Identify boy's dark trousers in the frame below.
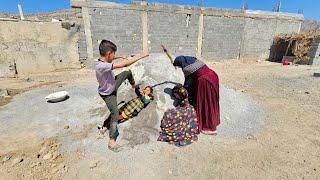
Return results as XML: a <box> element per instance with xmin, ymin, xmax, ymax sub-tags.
<box><xmin>99</xmin><ymin>70</ymin><xmax>135</xmax><ymax>140</ymax></box>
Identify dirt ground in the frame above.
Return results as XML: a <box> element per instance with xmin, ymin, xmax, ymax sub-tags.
<box><xmin>0</xmin><ymin>61</ymin><xmax>320</xmax><ymax>179</ymax></box>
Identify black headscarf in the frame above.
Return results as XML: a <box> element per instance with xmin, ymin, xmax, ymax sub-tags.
<box><xmin>173</xmin><ymin>56</ymin><xmax>197</xmax><ymax>69</ymax></box>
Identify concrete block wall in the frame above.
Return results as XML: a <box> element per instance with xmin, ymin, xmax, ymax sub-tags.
<box><xmin>202</xmin><ymin>16</ymin><xmax>245</xmax><ymax>61</ymax></box>
<box><xmin>73</xmin><ymin>1</ymin><xmax>303</xmax><ymax>65</ymax></box>
<box><xmin>89</xmin><ymin>8</ymin><xmax>143</xmax><ymax>57</ymax></box>
<box><xmin>240</xmin><ymin>18</ymin><xmax>301</xmax><ymax>61</ymax></box>
<box><xmin>148</xmin><ymin>12</ymin><xmax>199</xmax><ymax>56</ymax></box>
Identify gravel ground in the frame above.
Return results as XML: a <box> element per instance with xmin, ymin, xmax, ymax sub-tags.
<box><xmin>1</xmin><ymin>55</ymin><xmax>319</xmax><ymax>179</ymax></box>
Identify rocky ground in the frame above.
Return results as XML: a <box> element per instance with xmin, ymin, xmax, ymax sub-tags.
<box><xmin>0</xmin><ymin>56</ymin><xmax>320</xmax><ymax>179</ymax></box>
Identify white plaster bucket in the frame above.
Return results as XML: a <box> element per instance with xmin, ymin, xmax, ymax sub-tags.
<box><xmin>45</xmin><ymin>91</ymin><xmax>69</xmax><ymax>103</ymax></box>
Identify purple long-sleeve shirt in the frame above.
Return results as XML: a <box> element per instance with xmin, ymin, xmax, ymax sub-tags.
<box><xmin>95</xmin><ymin>60</ymin><xmax>116</xmax><ymax>95</ymax></box>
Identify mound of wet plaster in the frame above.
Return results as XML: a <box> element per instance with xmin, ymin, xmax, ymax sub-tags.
<box><xmin>116</xmin><ymin>54</ymin><xmax>265</xmax><ymax>146</ymax></box>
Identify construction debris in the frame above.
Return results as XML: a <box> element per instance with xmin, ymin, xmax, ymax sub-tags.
<box><xmin>271</xmin><ymin>31</ymin><xmax>320</xmax><ymax>64</ymax></box>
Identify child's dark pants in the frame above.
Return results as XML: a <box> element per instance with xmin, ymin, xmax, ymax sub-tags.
<box><xmin>100</xmin><ymin>70</ymin><xmax>135</xmax><ymax>140</ymax></box>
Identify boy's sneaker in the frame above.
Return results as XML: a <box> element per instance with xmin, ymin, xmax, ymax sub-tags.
<box><xmin>97</xmin><ymin>125</ymin><xmax>107</xmax><ymax>136</ymax></box>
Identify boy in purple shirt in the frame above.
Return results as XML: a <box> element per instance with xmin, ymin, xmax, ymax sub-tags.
<box><xmin>96</xmin><ymin>40</ymin><xmax>149</xmax><ymax>151</ymax></box>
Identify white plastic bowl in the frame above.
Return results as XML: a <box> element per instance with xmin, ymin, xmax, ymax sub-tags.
<box><xmin>45</xmin><ymin>91</ymin><xmax>69</xmax><ymax>103</ymax></box>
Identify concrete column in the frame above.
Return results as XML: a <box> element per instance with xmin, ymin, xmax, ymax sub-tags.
<box><xmin>82</xmin><ymin>7</ymin><xmax>94</xmax><ymax>68</ymax></box>
<box><xmin>197</xmin><ymin>13</ymin><xmax>204</xmax><ymax>58</ymax></box>
<box><xmin>142</xmin><ymin>9</ymin><xmax>148</xmax><ymax>52</ymax></box>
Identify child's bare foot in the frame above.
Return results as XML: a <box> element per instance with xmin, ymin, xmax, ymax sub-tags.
<box><xmin>108</xmin><ymin>139</ymin><xmax>121</xmax><ymax>152</ymax></box>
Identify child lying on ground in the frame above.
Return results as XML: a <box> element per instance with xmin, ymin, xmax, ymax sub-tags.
<box><xmin>99</xmin><ymin>86</ymin><xmax>154</xmax><ymax>131</ymax></box>
<box><xmin>118</xmin><ymin>86</ymin><xmax>154</xmax><ymax>122</ymax></box>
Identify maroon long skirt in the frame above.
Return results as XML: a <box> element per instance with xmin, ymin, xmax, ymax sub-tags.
<box><xmin>192</xmin><ymin>65</ymin><xmax>220</xmax><ymax>132</ymax></box>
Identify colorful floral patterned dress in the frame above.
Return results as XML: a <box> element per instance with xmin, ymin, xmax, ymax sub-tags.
<box><xmin>158</xmin><ymin>104</ymin><xmax>199</xmax><ymax>146</ymax></box>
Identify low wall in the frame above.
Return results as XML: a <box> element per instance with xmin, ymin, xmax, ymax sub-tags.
<box><xmin>72</xmin><ymin>0</ymin><xmax>304</xmax><ymax>65</ymax></box>
<box><xmin>0</xmin><ymin>20</ymin><xmax>81</xmax><ymax>77</ymax></box>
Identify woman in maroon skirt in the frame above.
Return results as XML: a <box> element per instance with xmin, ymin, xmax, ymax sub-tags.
<box><xmin>173</xmin><ymin>56</ymin><xmax>220</xmax><ymax>135</ymax></box>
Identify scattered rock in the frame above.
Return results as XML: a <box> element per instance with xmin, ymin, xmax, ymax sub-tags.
<box><xmin>89</xmin><ymin>161</ymin><xmax>99</xmax><ymax>169</ymax></box>
<box><xmin>30</xmin><ymin>162</ymin><xmax>41</xmax><ymax>168</ymax></box>
<box><xmin>246</xmin><ymin>134</ymin><xmax>257</xmax><ymax>140</ymax></box>
<box><xmin>12</xmin><ymin>157</ymin><xmax>23</xmax><ymax>165</ymax></box>
<box><xmin>238</xmin><ymin>89</ymin><xmax>247</xmax><ymax>93</ymax></box>
<box><xmin>23</xmin><ymin>77</ymin><xmax>33</xmax><ymax>82</ymax></box>
<box><xmin>96</xmin><ymin>135</ymin><xmax>104</xmax><ymax>140</ymax></box>
<box><xmin>51</xmin><ymin>153</ymin><xmax>60</xmax><ymax>160</ymax></box>
<box><xmin>305</xmin><ymin>91</ymin><xmax>310</xmax><ymax>94</ymax></box>
<box><xmin>0</xmin><ymin>88</ymin><xmax>9</xmax><ymax>97</ymax></box>
<box><xmin>39</xmin><ymin>146</ymin><xmax>47</xmax><ymax>154</ymax></box>
<box><xmin>43</xmin><ymin>153</ymin><xmax>52</xmax><ymax>160</ymax></box>
<box><xmin>2</xmin><ymin>155</ymin><xmax>11</xmax><ymax>162</ymax></box>
<box><xmin>64</xmin><ymin>125</ymin><xmax>70</xmax><ymax>129</ymax></box>
<box><xmin>51</xmin><ymin>168</ymin><xmax>59</xmax><ymax>174</ymax></box>
<box><xmin>51</xmin><ymin>164</ymin><xmax>57</xmax><ymax>168</ymax></box>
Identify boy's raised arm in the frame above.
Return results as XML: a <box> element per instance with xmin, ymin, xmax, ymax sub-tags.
<box><xmin>113</xmin><ymin>52</ymin><xmax>149</xmax><ymax>69</ymax></box>
<box><xmin>114</xmin><ymin>55</ymin><xmax>128</xmax><ymax>60</ymax></box>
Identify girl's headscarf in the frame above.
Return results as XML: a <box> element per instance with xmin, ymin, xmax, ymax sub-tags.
<box><xmin>173</xmin><ymin>56</ymin><xmax>205</xmax><ymax>77</ymax></box>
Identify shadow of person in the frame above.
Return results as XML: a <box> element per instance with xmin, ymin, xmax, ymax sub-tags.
<box><xmin>164</xmin><ymin>87</ymin><xmax>181</xmax><ymax>107</ymax></box>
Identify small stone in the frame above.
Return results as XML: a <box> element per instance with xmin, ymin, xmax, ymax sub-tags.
<box><xmin>305</xmin><ymin>91</ymin><xmax>310</xmax><ymax>94</ymax></box>
<box><xmin>57</xmin><ymin>163</ymin><xmax>66</xmax><ymax>170</ymax></box>
<box><xmin>2</xmin><ymin>156</ymin><xmax>11</xmax><ymax>162</ymax></box>
<box><xmin>39</xmin><ymin>146</ymin><xmax>47</xmax><ymax>154</ymax></box>
<box><xmin>64</xmin><ymin>125</ymin><xmax>70</xmax><ymax>129</ymax></box>
<box><xmin>51</xmin><ymin>168</ymin><xmax>59</xmax><ymax>174</ymax></box>
<box><xmin>246</xmin><ymin>134</ymin><xmax>257</xmax><ymax>140</ymax></box>
<box><xmin>12</xmin><ymin>157</ymin><xmax>23</xmax><ymax>165</ymax></box>
<box><xmin>43</xmin><ymin>153</ymin><xmax>52</xmax><ymax>160</ymax></box>
<box><xmin>30</xmin><ymin>162</ymin><xmax>41</xmax><ymax>168</ymax></box>
<box><xmin>51</xmin><ymin>153</ymin><xmax>60</xmax><ymax>160</ymax></box>
<box><xmin>51</xmin><ymin>164</ymin><xmax>57</xmax><ymax>168</ymax></box>
<box><xmin>96</xmin><ymin>135</ymin><xmax>104</xmax><ymax>140</ymax></box>
<box><xmin>89</xmin><ymin>161</ymin><xmax>98</xmax><ymax>169</ymax></box>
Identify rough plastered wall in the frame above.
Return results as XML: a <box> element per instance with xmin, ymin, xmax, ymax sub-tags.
<box><xmin>89</xmin><ymin>8</ymin><xmax>143</xmax><ymax>57</ymax></box>
<box><xmin>202</xmin><ymin>15</ymin><xmax>245</xmax><ymax>61</ymax></box>
<box><xmin>148</xmin><ymin>12</ymin><xmax>199</xmax><ymax>56</ymax></box>
<box><xmin>0</xmin><ymin>21</ymin><xmax>80</xmax><ymax>77</ymax></box>
<box><xmin>308</xmin><ymin>37</ymin><xmax>320</xmax><ymax>65</ymax></box>
<box><xmin>240</xmin><ymin>18</ymin><xmax>301</xmax><ymax>61</ymax></box>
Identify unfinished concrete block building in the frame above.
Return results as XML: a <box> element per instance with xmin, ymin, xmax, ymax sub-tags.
<box><xmin>71</xmin><ymin>0</ymin><xmax>304</xmax><ymax>67</ymax></box>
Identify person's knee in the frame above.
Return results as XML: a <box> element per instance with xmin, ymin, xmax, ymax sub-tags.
<box><xmin>125</xmin><ymin>70</ymin><xmax>133</xmax><ymax>76</ymax></box>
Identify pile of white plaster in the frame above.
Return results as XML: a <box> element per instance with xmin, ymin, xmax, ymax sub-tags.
<box><xmin>119</xmin><ymin>53</ymin><xmax>265</xmax><ymax>138</ymax></box>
